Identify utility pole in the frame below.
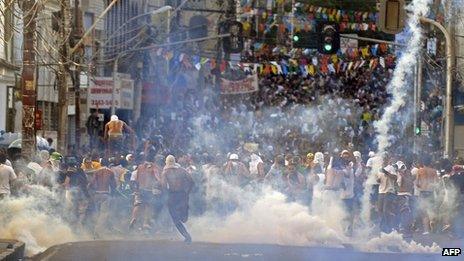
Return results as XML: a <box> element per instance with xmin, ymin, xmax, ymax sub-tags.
<box><xmin>445</xmin><ymin>0</ymin><xmax>456</xmax><ymax>158</ymax></box>
<box><xmin>57</xmin><ymin>0</ymin><xmax>72</xmax><ymax>154</ymax></box>
<box><xmin>71</xmin><ymin>0</ymin><xmax>84</xmax><ymax>150</ymax></box>
<box><xmin>21</xmin><ymin>0</ymin><xmax>37</xmax><ymax>157</ymax></box>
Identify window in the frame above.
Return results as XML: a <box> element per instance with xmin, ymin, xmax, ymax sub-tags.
<box><xmin>83</xmin><ymin>12</ymin><xmax>94</xmax><ymax>31</ymax></box>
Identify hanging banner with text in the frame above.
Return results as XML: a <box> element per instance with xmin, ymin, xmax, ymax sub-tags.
<box><xmin>220</xmin><ymin>74</ymin><xmax>259</xmax><ymax>94</ymax></box>
<box><xmin>89</xmin><ymin>74</ymin><xmax>134</xmax><ymax>109</ymax></box>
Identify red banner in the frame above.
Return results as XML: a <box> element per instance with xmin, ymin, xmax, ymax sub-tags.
<box><xmin>220</xmin><ymin>74</ymin><xmax>259</xmax><ymax>95</ymax></box>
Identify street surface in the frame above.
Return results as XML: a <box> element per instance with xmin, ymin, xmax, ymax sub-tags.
<box><xmin>32</xmin><ymin>239</ymin><xmax>463</xmax><ymax>261</ymax></box>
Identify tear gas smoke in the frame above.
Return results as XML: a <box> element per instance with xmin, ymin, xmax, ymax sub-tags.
<box><xmin>0</xmin><ymin>185</ymin><xmax>89</xmax><ymax>255</ymax></box>
<box><xmin>361</xmin><ymin>0</ymin><xmax>433</xmax><ymax>225</ymax></box>
<box><xmin>0</xmin><ymin>0</ymin><xmax>445</xmax><ymax>256</ymax></box>
<box><xmin>188</xmin><ymin>174</ymin><xmax>439</xmax><ymax>253</ymax></box>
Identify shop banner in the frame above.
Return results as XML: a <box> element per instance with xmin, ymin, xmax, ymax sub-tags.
<box><xmin>220</xmin><ymin>74</ymin><xmax>259</xmax><ymax>94</ymax></box>
<box><xmin>89</xmin><ymin>74</ymin><xmax>134</xmax><ymax>109</ymax></box>
<box><xmin>89</xmin><ymin>77</ymin><xmax>114</xmax><ymax>109</ymax></box>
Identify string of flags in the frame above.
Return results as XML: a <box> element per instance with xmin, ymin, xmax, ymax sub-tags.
<box><xmin>240</xmin><ymin>2</ymin><xmax>380</xmax><ymax>35</ymax></box>
<box><xmin>149</xmin><ymin>46</ymin><xmax>396</xmax><ymax>77</ymax></box>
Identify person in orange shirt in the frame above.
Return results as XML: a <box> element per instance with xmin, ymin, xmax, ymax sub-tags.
<box><xmin>416</xmin><ymin>156</ymin><xmax>439</xmax><ymax>235</ymax></box>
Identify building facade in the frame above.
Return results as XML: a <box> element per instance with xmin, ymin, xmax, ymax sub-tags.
<box><xmin>0</xmin><ymin>0</ymin><xmax>20</xmax><ymax>133</ymax></box>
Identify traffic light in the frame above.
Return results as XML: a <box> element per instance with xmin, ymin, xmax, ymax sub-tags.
<box><xmin>292</xmin><ymin>31</ymin><xmax>318</xmax><ymax>49</ymax></box>
<box><xmin>318</xmin><ymin>23</ymin><xmax>340</xmax><ymax>54</ymax></box>
<box><xmin>414</xmin><ymin>115</ymin><xmax>422</xmax><ymax>135</ymax></box>
<box><xmin>222</xmin><ymin>21</ymin><xmax>244</xmax><ymax>53</ymax></box>
<box><xmin>378</xmin><ymin>0</ymin><xmax>406</xmax><ymax>34</ymax></box>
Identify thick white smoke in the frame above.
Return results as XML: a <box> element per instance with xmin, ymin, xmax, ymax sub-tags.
<box><xmin>360</xmin><ymin>0</ymin><xmax>433</xmax><ymax>225</ymax></box>
<box><xmin>0</xmin><ymin>185</ymin><xmax>89</xmax><ymax>255</ymax></box>
<box><xmin>188</xmin><ymin>173</ymin><xmax>439</xmax><ymax>253</ymax></box>
<box><xmin>0</xmin><ymin>0</ymin><xmax>444</xmax><ymax>256</ymax></box>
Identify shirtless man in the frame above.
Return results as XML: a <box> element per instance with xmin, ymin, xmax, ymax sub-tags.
<box><xmin>104</xmin><ymin>115</ymin><xmax>135</xmax><ymax>156</ymax></box>
<box><xmin>88</xmin><ymin>159</ymin><xmax>116</xmax><ymax>235</ymax></box>
<box><xmin>416</xmin><ymin>156</ymin><xmax>439</xmax><ymax>234</ymax></box>
<box><xmin>129</xmin><ymin>154</ymin><xmax>162</xmax><ymax>230</ymax></box>
<box><xmin>161</xmin><ymin>155</ymin><xmax>194</xmax><ymax>243</ymax></box>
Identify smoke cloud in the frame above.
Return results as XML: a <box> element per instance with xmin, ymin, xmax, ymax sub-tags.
<box><xmin>0</xmin><ymin>0</ymin><xmax>445</xmax><ymax>257</ymax></box>
<box><xmin>361</xmin><ymin>0</ymin><xmax>433</xmax><ymax>225</ymax></box>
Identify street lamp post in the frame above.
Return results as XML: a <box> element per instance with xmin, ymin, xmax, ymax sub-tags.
<box><xmin>419</xmin><ymin>17</ymin><xmax>455</xmax><ymax>158</ymax></box>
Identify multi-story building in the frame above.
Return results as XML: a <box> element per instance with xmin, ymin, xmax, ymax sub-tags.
<box><xmin>0</xmin><ymin>0</ymin><xmax>20</xmax><ymax>133</ymax></box>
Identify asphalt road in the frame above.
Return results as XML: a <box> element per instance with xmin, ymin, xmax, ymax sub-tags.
<box><xmin>31</xmin><ymin>240</ymin><xmax>463</xmax><ymax>261</ymax></box>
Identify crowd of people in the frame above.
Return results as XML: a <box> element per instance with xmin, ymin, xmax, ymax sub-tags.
<box><xmin>2</xmin><ymin>141</ymin><xmax>464</xmax><ymax>243</ymax></box>
<box><xmin>1</xmin><ymin>40</ymin><xmax>456</xmax><ymax>249</ymax></box>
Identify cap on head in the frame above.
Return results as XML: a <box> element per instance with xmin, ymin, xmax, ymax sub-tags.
<box><xmin>353</xmin><ymin>151</ymin><xmax>361</xmax><ymax>158</ymax></box>
<box><xmin>306</xmin><ymin>153</ymin><xmax>314</xmax><ymax>159</ymax></box>
<box><xmin>396</xmin><ymin>161</ymin><xmax>406</xmax><ymax>170</ymax></box>
<box><xmin>165</xmin><ymin>155</ymin><xmax>176</xmax><ymax>167</ymax></box>
<box><xmin>368</xmin><ymin>151</ymin><xmax>375</xmax><ymax>157</ymax></box>
<box><xmin>111</xmin><ymin>115</ymin><xmax>119</xmax><ymax>121</ymax></box>
<box><xmin>50</xmin><ymin>152</ymin><xmax>62</xmax><ymax>161</ymax></box>
<box><xmin>229</xmin><ymin>154</ymin><xmax>239</xmax><ymax>160</ymax></box>
<box><xmin>383</xmin><ymin>165</ymin><xmax>397</xmax><ymax>175</ymax></box>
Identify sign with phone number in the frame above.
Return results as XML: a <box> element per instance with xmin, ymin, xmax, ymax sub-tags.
<box><xmin>89</xmin><ymin>76</ymin><xmax>132</xmax><ymax>109</ymax></box>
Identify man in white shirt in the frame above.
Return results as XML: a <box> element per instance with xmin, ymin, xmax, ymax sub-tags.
<box><xmin>366</xmin><ymin>152</ymin><xmax>382</xmax><ymax>199</ymax></box>
<box><xmin>0</xmin><ymin>151</ymin><xmax>17</xmax><ymax>199</ymax></box>
<box><xmin>340</xmin><ymin>151</ymin><xmax>355</xmax><ymax>236</ymax></box>
<box><xmin>377</xmin><ymin>165</ymin><xmax>398</xmax><ymax>233</ymax></box>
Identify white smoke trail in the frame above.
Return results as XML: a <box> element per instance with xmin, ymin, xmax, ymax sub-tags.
<box><xmin>360</xmin><ymin>0</ymin><xmax>433</xmax><ymax>225</ymax></box>
<box><xmin>374</xmin><ymin>0</ymin><xmax>431</xmax><ymax>154</ymax></box>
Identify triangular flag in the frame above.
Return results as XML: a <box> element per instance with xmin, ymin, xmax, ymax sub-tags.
<box><xmin>342</xmin><ymin>62</ymin><xmax>348</xmax><ymax>72</ymax></box>
<box><xmin>200</xmin><ymin>58</ymin><xmax>209</xmax><ymax>65</ymax></box>
<box><xmin>271</xmin><ymin>65</ymin><xmax>278</xmax><ymax>74</ymax></box>
<box><xmin>312</xmin><ymin>57</ymin><xmax>318</xmax><ymax>66</ymax></box>
<box><xmin>282</xmin><ymin>64</ymin><xmax>288</xmax><ymax>75</ymax></box>
<box><xmin>379</xmin><ymin>57</ymin><xmax>385</xmax><ymax>68</ymax></box>
<box><xmin>328</xmin><ymin>63</ymin><xmax>336</xmax><ymax>73</ymax></box>
<box><xmin>361</xmin><ymin>47</ymin><xmax>370</xmax><ymax>58</ymax></box>
<box><xmin>308</xmin><ymin>65</ymin><xmax>316</xmax><ymax>76</ymax></box>
<box><xmin>347</xmin><ymin>61</ymin><xmax>354</xmax><ymax>71</ymax></box>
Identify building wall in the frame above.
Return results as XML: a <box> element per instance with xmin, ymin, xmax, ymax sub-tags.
<box><xmin>0</xmin><ymin>0</ymin><xmax>19</xmax><ymax>132</ymax></box>
<box><xmin>0</xmin><ymin>84</ymin><xmax>7</xmax><ymax>131</ymax></box>
<box><xmin>36</xmin><ymin>2</ymin><xmax>60</xmax><ymax>104</ymax></box>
